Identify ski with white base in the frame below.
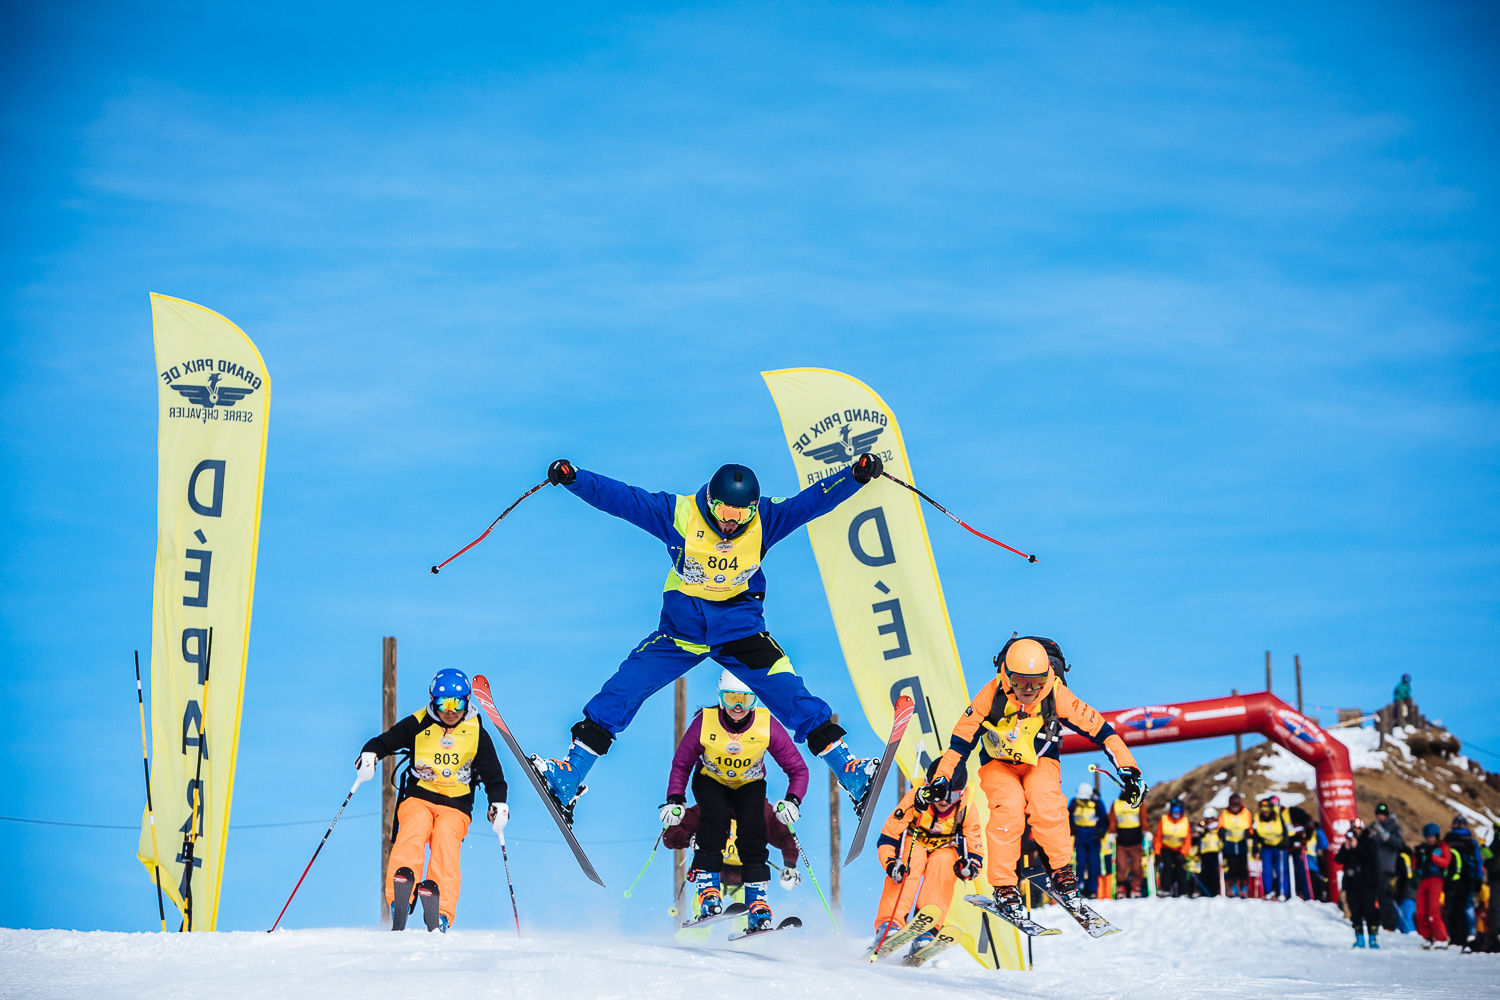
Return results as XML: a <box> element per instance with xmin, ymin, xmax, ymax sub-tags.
<box><xmin>728</xmin><ymin>915</ymin><xmax>801</xmax><ymax>942</ymax></box>
<box><xmin>964</xmin><ymin>894</ymin><xmax>1062</xmax><ymax>937</ymax></box>
<box><xmin>842</xmin><ymin>695</ymin><xmax>915</xmax><ymax>866</ymax></box>
<box><xmin>679</xmin><ymin>901</ymin><xmax>748</xmax><ymax>930</ymax></box>
<box><xmin>471</xmin><ymin>675</ymin><xmax>605</xmax><ymax>887</ymax></box>
<box><xmin>1028</xmin><ymin>877</ymin><xmax>1120</xmax><ymax>937</ymax></box>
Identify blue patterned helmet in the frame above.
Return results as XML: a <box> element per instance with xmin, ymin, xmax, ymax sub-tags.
<box><xmin>429</xmin><ymin>668</ymin><xmax>471</xmax><ymax>715</ymax></box>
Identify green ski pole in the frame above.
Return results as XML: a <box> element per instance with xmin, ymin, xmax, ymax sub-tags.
<box><xmin>787</xmin><ymin>825</ymin><xmax>839</xmax><ymax>933</ymax></box>
<box><xmin>623</xmin><ymin>830</ymin><xmax>664</xmax><ymax>898</ymax></box>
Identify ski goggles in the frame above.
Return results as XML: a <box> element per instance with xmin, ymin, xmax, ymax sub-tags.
<box><xmin>720</xmin><ymin>690</ymin><xmax>758</xmax><ymax>711</ymax></box>
<box><xmin>433</xmin><ymin>696</ymin><xmax>468</xmax><ymax>714</ymax></box>
<box><xmin>1008</xmin><ymin>673</ymin><xmax>1048</xmax><ymax>696</ymax></box>
<box><xmin>709</xmin><ymin>499</ymin><xmax>756</xmax><ymax>525</ymax></box>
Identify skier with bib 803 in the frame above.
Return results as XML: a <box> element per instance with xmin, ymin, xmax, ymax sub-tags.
<box><xmin>356</xmin><ymin>668</ymin><xmax>507</xmax><ymax>932</ymax></box>
<box><xmin>660</xmin><ymin>670</ymin><xmax>809</xmax><ymax>931</ymax></box>
<box><xmin>872</xmin><ymin>759</ymin><xmax>983</xmax><ymax>959</ymax></box>
<box><xmin>533</xmin><ymin>456</ymin><xmax>884</xmax><ymax>817</ymax></box>
<box><xmin>916</xmin><ymin>636</ymin><xmax>1144</xmax><ymax>925</ymax></box>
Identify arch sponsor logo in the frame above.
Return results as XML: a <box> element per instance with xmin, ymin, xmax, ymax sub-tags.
<box><xmin>1114</xmin><ymin>705</ymin><xmax>1183</xmax><ymax>736</ymax></box>
<box><xmin>1273</xmin><ymin>708</ymin><xmax>1324</xmax><ymax>748</ymax></box>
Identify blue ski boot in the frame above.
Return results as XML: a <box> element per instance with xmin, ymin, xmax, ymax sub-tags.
<box><xmin>743</xmin><ymin>880</ymin><xmax>773</xmax><ymax>931</ymax></box>
<box><xmin>531</xmin><ymin>740</ymin><xmax>598</xmax><ymax>811</ymax></box>
<box><xmin>818</xmin><ymin>739</ymin><xmax>879</xmax><ymax>805</ymax></box>
<box><xmin>1353</xmin><ymin>932</ymin><xmax>1366</xmax><ymax>948</ymax></box>
<box><xmin>694</xmin><ymin>870</ymin><xmax>724</xmax><ymax>919</ymax></box>
<box><xmin>908</xmin><ymin>929</ymin><xmax>937</xmax><ymax>958</ymax></box>
<box><xmin>1369</xmin><ymin>934</ymin><xmax>1379</xmax><ymax>949</ymax></box>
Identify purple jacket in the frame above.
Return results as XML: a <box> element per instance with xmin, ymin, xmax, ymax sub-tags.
<box><xmin>668</xmin><ymin>707</ymin><xmax>809</xmax><ymax>802</ymax></box>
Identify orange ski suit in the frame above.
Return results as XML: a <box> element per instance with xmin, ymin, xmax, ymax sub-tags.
<box><xmin>873</xmin><ymin>787</ymin><xmax>985</xmax><ymax>930</ymax></box>
<box><xmin>932</xmin><ymin>673</ymin><xmax>1137</xmax><ymax>889</ymax></box>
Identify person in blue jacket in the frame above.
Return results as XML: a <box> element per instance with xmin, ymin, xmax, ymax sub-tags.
<box><xmin>534</xmin><ymin>455</ymin><xmax>886</xmax><ymax>816</ymax></box>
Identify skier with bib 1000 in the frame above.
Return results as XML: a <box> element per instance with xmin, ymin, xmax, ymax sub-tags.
<box><xmin>533</xmin><ymin>455</ymin><xmax>885</xmax><ymax>816</ymax></box>
<box><xmin>356</xmin><ymin>668</ymin><xmax>508</xmax><ymax>932</ymax></box>
<box><xmin>660</xmin><ymin>670</ymin><xmax>808</xmax><ymax>930</ymax></box>
<box><xmin>916</xmin><ymin>636</ymin><xmax>1144</xmax><ymax>926</ymax></box>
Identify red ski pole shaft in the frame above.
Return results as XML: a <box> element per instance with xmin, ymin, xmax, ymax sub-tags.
<box><xmin>430</xmin><ymin>481</ymin><xmax>548</xmax><ymax>574</ymax></box>
<box><xmin>879</xmin><ymin>472</ymin><xmax>1037</xmax><ymax>563</ymax></box>
<box><xmin>268</xmin><ymin>779</ymin><xmax>361</xmax><ymax>932</ymax></box>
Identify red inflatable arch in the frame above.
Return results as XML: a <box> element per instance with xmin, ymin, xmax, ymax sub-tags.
<box><xmin>1059</xmin><ymin>690</ymin><xmax>1356</xmax><ymax>900</ymax></box>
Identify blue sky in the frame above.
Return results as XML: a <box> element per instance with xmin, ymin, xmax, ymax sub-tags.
<box><xmin>2</xmin><ymin>2</ymin><xmax>1497</xmax><ymax>934</ymax></box>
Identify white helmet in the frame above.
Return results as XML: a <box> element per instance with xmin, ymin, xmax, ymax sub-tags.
<box><xmin>717</xmin><ymin>669</ymin><xmax>757</xmax><ymax>710</ymax></box>
<box><xmin>1077</xmin><ymin>782</ymin><xmax>1093</xmax><ymax>799</ymax></box>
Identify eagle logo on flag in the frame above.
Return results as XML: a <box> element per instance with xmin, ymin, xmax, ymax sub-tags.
<box><xmin>804</xmin><ymin>424</ymin><xmax>885</xmax><ymax>465</ymax></box>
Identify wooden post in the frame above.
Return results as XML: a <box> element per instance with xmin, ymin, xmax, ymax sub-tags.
<box><xmin>829</xmin><ymin>713</ymin><xmax>841</xmax><ymax>913</ymax></box>
<box><xmin>673</xmin><ymin>677</ymin><xmax>686</xmax><ymax>914</ymax></box>
<box><xmin>1264</xmin><ymin>650</ymin><xmax>1272</xmax><ymax>694</ymax></box>
<box><xmin>380</xmin><ymin>637</ymin><xmax>397</xmax><ymax>924</ymax></box>
<box><xmin>1294</xmin><ymin>655</ymin><xmax>1303</xmax><ymax>715</ymax></box>
<box><xmin>896</xmin><ymin>773</ymin><xmax>906</xmax><ymax>803</ymax></box>
<box><xmin>1232</xmin><ymin>687</ymin><xmax>1243</xmax><ymax>792</ymax></box>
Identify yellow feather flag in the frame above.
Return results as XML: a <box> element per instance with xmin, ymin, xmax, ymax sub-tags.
<box><xmin>138</xmin><ymin>294</ymin><xmax>270</xmax><ymax>930</ymax></box>
<box><xmin>762</xmin><ymin>367</ymin><xmax>1025</xmax><ymax>970</ymax></box>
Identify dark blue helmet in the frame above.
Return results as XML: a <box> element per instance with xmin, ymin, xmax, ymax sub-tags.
<box><xmin>1169</xmin><ymin>800</ymin><xmax>1185</xmax><ymax>817</ymax></box>
<box><xmin>430</xmin><ymin>668</ymin><xmax>471</xmax><ymax>715</ymax></box>
<box><xmin>707</xmin><ymin>464</ymin><xmax>759</xmax><ymax>509</ymax></box>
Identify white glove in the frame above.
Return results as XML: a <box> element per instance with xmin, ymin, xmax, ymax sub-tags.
<box><xmin>774</xmin><ymin>798</ymin><xmax>800</xmax><ymax>826</ymax></box>
<box><xmin>489</xmin><ymin>802</ymin><xmax>509</xmax><ymax>835</ymax></box>
<box><xmin>355</xmin><ymin>751</ymin><xmax>377</xmax><ymax>784</ymax></box>
<box><xmin>779</xmin><ymin>865</ymin><xmax>801</xmax><ymax>889</ymax></box>
<box><xmin>659</xmin><ymin>801</ymin><xmax>686</xmax><ymax>827</ymax></box>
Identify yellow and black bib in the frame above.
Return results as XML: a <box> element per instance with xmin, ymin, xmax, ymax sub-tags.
<box><xmin>698</xmin><ymin>708</ymin><xmax>770</xmax><ymax>788</ymax></box>
<box><xmin>723</xmin><ymin>820</ymin><xmax>741</xmax><ymax>867</ymax></box>
<box><xmin>1160</xmin><ymin>816</ymin><xmax>1191</xmax><ymax>851</ymax></box>
<box><xmin>912</xmin><ymin>805</ymin><xmax>963</xmax><ymax>848</ymax></box>
<box><xmin>668</xmin><ymin>495</ymin><xmax>763</xmax><ymax>601</ymax></box>
<box><xmin>1199</xmin><ymin>828</ymin><xmax>1222</xmax><ymax>853</ymax></box>
<box><xmin>1255</xmin><ymin>811</ymin><xmax>1287</xmax><ymax>847</ymax></box>
<box><xmin>1072</xmin><ymin>798</ymin><xmax>1103</xmax><ymax>829</ymax></box>
<box><xmin>410</xmin><ymin>709</ymin><xmax>479</xmax><ymax>798</ymax></box>
<box><xmin>980</xmin><ymin>701</ymin><xmax>1046</xmax><ymax>766</ymax></box>
<box><xmin>1219</xmin><ymin>809</ymin><xmax>1252</xmax><ymax>843</ymax></box>
<box><xmin>1112</xmin><ymin>800</ymin><xmax>1141</xmax><ymax>830</ymax></box>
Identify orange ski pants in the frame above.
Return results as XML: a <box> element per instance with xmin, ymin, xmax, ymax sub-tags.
<box><xmin>979</xmin><ymin>756</ymin><xmax>1071</xmax><ymax>888</ymax></box>
<box><xmin>385</xmin><ymin>797</ymin><xmax>472</xmax><ymax>923</ymax></box>
<box><xmin>873</xmin><ymin>842</ymin><xmax>961</xmax><ymax>930</ymax></box>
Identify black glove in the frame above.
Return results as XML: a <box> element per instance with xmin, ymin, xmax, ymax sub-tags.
<box><xmin>885</xmin><ymin>859</ymin><xmax>909</xmax><ymax>883</ymax></box>
<box><xmin>955</xmin><ymin>857</ymin><xmax>981</xmax><ymax>881</ymax></box>
<box><xmin>914</xmin><ymin>776</ymin><xmax>949</xmax><ymax>808</ymax></box>
<box><xmin>1118</xmin><ymin>766</ymin><xmax>1145</xmax><ymax>807</ymax></box>
<box><xmin>548</xmin><ymin>459</ymin><xmax>577</xmax><ymax>486</ymax></box>
<box><xmin>851</xmin><ymin>452</ymin><xmax>883</xmax><ymax>484</ymax></box>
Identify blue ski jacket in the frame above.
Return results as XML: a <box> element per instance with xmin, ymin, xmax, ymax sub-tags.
<box><xmin>563</xmin><ymin>466</ymin><xmax>864</xmax><ymax>645</ymax></box>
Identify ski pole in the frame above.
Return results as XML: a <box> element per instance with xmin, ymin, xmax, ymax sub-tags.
<box><xmin>1087</xmin><ymin>763</ymin><xmax>1123</xmax><ymax>789</ymax></box>
<box><xmin>134</xmin><ymin>650</ymin><xmax>167</xmax><ymax>931</ymax></box>
<box><xmin>870</xmin><ymin>832</ymin><xmax>913</xmax><ymax>959</ymax></box>
<box><xmin>787</xmin><ymin>825</ymin><xmax>839</xmax><ymax>933</ymax></box>
<box><xmin>879</xmin><ymin>471</ymin><xmax>1037</xmax><ymax>563</ymax></box>
<box><xmin>181</xmin><ymin>627</ymin><xmax>213</xmax><ymax>931</ymax></box>
<box><xmin>430</xmin><ymin>481</ymin><xmax>548</xmax><ymax>574</ymax></box>
<box><xmin>267</xmin><ymin>778</ymin><xmax>363</xmax><ymax>932</ymax></box>
<box><xmin>499</xmin><ymin>837</ymin><xmax>522</xmax><ymax>937</ymax></box>
<box><xmin>623</xmin><ymin>830</ymin><xmax>664</xmax><ymax>899</ymax></box>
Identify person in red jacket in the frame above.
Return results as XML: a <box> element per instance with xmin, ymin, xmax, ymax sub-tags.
<box><xmin>660</xmin><ymin>670</ymin><xmax>809</xmax><ymax>931</ymax></box>
<box><xmin>1413</xmin><ymin>822</ymin><xmax>1452</xmax><ymax>948</ymax></box>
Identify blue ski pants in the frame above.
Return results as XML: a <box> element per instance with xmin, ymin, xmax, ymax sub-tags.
<box><xmin>1075</xmin><ymin>837</ymin><xmax>1103</xmax><ymax>898</ymax></box>
<box><xmin>1261</xmin><ymin>846</ymin><xmax>1289</xmax><ymax>897</ymax></box>
<box><xmin>582</xmin><ymin>630</ymin><xmax>833</xmax><ymax>745</ymax></box>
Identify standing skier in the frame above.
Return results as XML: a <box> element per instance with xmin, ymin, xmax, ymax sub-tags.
<box><xmin>1217</xmin><ymin>792</ymin><xmax>1253</xmax><ymax>898</ymax></box>
<box><xmin>1414</xmin><ymin>823</ymin><xmax>1452</xmax><ymax>948</ymax></box>
<box><xmin>1369</xmin><ymin>802</ymin><xmax>1403</xmax><ymax>930</ymax></box>
<box><xmin>1154</xmin><ymin>800</ymin><xmax>1193</xmax><ymax>898</ymax></box>
<box><xmin>534</xmin><ymin>457</ymin><xmax>884</xmax><ymax>814</ymax></box>
<box><xmin>1253</xmin><ymin>796</ymin><xmax>1293</xmax><ymax>900</ymax></box>
<box><xmin>357</xmin><ymin>669</ymin><xmax>507</xmax><ymax>932</ymax></box>
<box><xmin>1109</xmin><ymin>791</ymin><xmax>1147</xmax><ymax>898</ymax></box>
<box><xmin>1336</xmin><ymin>820</ymin><xmax>1382</xmax><ymax>947</ymax></box>
<box><xmin>872</xmin><ymin>761</ymin><xmax>984</xmax><ymax>958</ymax></box>
<box><xmin>660</xmin><ymin>670</ymin><xmax>809</xmax><ymax>931</ymax></box>
<box><xmin>917</xmin><ymin>636</ymin><xmax>1144</xmax><ymax>924</ymax></box>
<box><xmin>1068</xmin><ymin>782</ymin><xmax>1107</xmax><ymax>898</ymax></box>
<box><xmin>1196</xmin><ymin>814</ymin><xmax>1222</xmax><ymax>897</ymax></box>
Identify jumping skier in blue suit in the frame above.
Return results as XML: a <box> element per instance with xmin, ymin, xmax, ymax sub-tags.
<box><xmin>534</xmin><ymin>454</ymin><xmax>885</xmax><ymax>815</ymax></box>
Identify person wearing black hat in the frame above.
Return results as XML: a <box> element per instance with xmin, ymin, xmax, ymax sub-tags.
<box><xmin>1443</xmin><ymin>815</ymin><xmax>1482</xmax><ymax>950</ymax></box>
<box><xmin>1369</xmin><ymin>802</ymin><xmax>1403</xmax><ymax>930</ymax></box>
<box><xmin>1336</xmin><ymin>819</ymin><xmax>1382</xmax><ymax>947</ymax></box>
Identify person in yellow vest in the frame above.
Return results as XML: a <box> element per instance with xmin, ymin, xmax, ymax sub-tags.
<box><xmin>1069</xmin><ymin>782</ymin><xmax>1108</xmax><ymax>898</ymax></box>
<box><xmin>1154</xmin><ymin>799</ymin><xmax>1194</xmax><ymax>897</ymax></box>
<box><xmin>919</xmin><ymin>636</ymin><xmax>1145</xmax><ymax>924</ymax></box>
<box><xmin>1197</xmin><ymin>814</ymin><xmax>1222</xmax><ymax>896</ymax></box>
<box><xmin>534</xmin><ymin>457</ymin><xmax>885</xmax><ymax>815</ymax></box>
<box><xmin>660</xmin><ymin>670</ymin><xmax>809</xmax><ymax>931</ymax></box>
<box><xmin>357</xmin><ymin>669</ymin><xmax>508</xmax><ymax>932</ymax></box>
<box><xmin>871</xmin><ymin>760</ymin><xmax>984</xmax><ymax>958</ymax></box>
<box><xmin>1253</xmin><ymin>795</ymin><xmax>1293</xmax><ymax>900</ymax></box>
<box><xmin>1217</xmin><ymin>792</ymin><xmax>1254</xmax><ymax>898</ymax></box>
<box><xmin>1109</xmin><ymin>793</ymin><xmax>1149</xmax><ymax>897</ymax></box>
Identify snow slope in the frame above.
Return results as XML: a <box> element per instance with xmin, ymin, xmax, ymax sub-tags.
<box><xmin>5</xmin><ymin>897</ymin><xmax>1495</xmax><ymax>1000</ymax></box>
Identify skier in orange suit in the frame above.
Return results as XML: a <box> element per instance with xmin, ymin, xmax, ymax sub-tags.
<box><xmin>871</xmin><ymin>761</ymin><xmax>984</xmax><ymax>957</ymax></box>
<box><xmin>919</xmin><ymin>636</ymin><xmax>1144</xmax><ymax>924</ymax></box>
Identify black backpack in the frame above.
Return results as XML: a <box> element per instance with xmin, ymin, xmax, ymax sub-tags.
<box><xmin>992</xmin><ymin>634</ymin><xmax>1071</xmax><ymax>681</ymax></box>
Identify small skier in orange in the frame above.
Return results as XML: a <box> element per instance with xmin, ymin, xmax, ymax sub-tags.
<box><xmin>919</xmin><ymin>636</ymin><xmax>1144</xmax><ymax>925</ymax></box>
<box><xmin>870</xmin><ymin>761</ymin><xmax>984</xmax><ymax>959</ymax></box>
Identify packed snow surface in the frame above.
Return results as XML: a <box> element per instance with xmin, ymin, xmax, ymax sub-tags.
<box><xmin>7</xmin><ymin>897</ymin><xmax>1496</xmax><ymax>1000</ymax></box>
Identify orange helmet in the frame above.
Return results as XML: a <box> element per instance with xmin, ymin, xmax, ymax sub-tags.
<box><xmin>1002</xmin><ymin>638</ymin><xmax>1052</xmax><ymax>677</ymax></box>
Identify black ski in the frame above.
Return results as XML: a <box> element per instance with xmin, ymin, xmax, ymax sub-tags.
<box><xmin>471</xmin><ymin>675</ymin><xmax>605</xmax><ymax>887</ymax></box>
<box><xmin>728</xmin><ymin>915</ymin><xmax>802</xmax><ymax>942</ymax></box>
<box><xmin>1027</xmin><ymin>876</ymin><xmax>1120</xmax><ymax>937</ymax></box>
<box><xmin>417</xmin><ymin>879</ymin><xmax>442</xmax><ymax>932</ymax></box>
<box><xmin>963</xmin><ymin>894</ymin><xmax>1061</xmax><ymax>938</ymax></box>
<box><xmin>842</xmin><ymin>695</ymin><xmax>915</xmax><ymax>866</ymax></box>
